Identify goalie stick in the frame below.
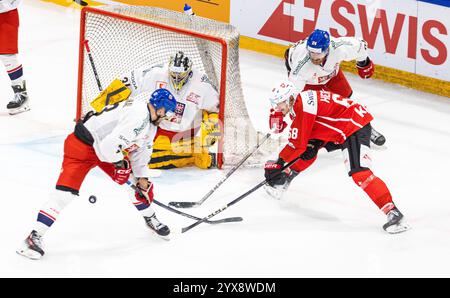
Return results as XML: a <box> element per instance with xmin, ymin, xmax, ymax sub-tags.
<box><xmin>181</xmin><ymin>153</ymin><xmax>304</xmax><ymax>233</ymax></box>
<box><xmin>126</xmin><ymin>181</ymin><xmax>243</xmax><ymax>225</ymax></box>
<box><xmin>169</xmin><ymin>132</ymin><xmax>272</xmax><ymax>208</ymax></box>
<box><xmin>84</xmin><ymin>40</ymin><xmax>103</xmax><ymax>92</ymax></box>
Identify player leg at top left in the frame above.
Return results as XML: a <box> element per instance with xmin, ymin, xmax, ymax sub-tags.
<box><xmin>0</xmin><ymin>7</ymin><xmax>30</xmax><ymax>115</ymax></box>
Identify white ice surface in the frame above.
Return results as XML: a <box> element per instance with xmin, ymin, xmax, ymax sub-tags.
<box><xmin>1</xmin><ymin>0</ymin><xmax>450</xmax><ymax>277</ymax></box>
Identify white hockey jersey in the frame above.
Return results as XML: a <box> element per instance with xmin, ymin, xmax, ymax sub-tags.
<box><xmin>0</xmin><ymin>0</ymin><xmax>21</xmax><ymax>13</ymax></box>
<box><xmin>287</xmin><ymin>36</ymin><xmax>369</xmax><ymax>90</ymax></box>
<box><xmin>83</xmin><ymin>100</ymin><xmax>157</xmax><ymax>178</ymax></box>
<box><xmin>121</xmin><ymin>63</ymin><xmax>219</xmax><ymax>133</ymax></box>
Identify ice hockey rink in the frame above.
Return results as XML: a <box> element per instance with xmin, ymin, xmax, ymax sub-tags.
<box><xmin>1</xmin><ymin>0</ymin><xmax>450</xmax><ymax>278</ymax></box>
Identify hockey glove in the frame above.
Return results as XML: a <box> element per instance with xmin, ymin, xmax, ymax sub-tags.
<box><xmin>264</xmin><ymin>158</ymin><xmax>288</xmax><ymax>187</ymax></box>
<box><xmin>134</xmin><ymin>178</ymin><xmax>154</xmax><ymax>205</ymax></box>
<box><xmin>300</xmin><ymin>139</ymin><xmax>324</xmax><ymax>161</ymax></box>
<box><xmin>269</xmin><ymin>108</ymin><xmax>288</xmax><ymax>134</ymax></box>
<box><xmin>112</xmin><ymin>158</ymin><xmax>132</xmax><ymax>185</ymax></box>
<box><xmin>356</xmin><ymin>58</ymin><xmax>375</xmax><ymax>79</ymax></box>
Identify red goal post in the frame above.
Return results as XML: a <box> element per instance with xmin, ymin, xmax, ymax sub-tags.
<box><xmin>76</xmin><ymin>5</ymin><xmax>281</xmax><ymax>169</ymax></box>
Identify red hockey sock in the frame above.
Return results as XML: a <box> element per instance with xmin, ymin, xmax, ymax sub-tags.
<box><xmin>351</xmin><ymin>170</ymin><xmax>395</xmax><ymax>214</ymax></box>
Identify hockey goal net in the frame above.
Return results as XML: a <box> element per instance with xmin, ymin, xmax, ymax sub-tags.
<box><xmin>76</xmin><ymin>5</ymin><xmax>282</xmax><ymax>168</ymax></box>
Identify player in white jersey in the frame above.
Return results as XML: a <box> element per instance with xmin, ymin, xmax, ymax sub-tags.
<box><xmin>0</xmin><ymin>0</ymin><xmax>30</xmax><ymax>115</ymax></box>
<box><xmin>90</xmin><ymin>51</ymin><xmax>220</xmax><ymax>169</ymax></box>
<box><xmin>272</xmin><ymin>29</ymin><xmax>385</xmax><ymax>146</ymax></box>
<box><xmin>17</xmin><ymin>89</ymin><xmax>177</xmax><ymax>260</ymax></box>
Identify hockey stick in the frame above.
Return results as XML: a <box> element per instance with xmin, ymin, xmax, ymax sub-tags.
<box><xmin>169</xmin><ymin>132</ymin><xmax>272</xmax><ymax>208</ymax></box>
<box><xmin>126</xmin><ymin>181</ymin><xmax>243</xmax><ymax>224</ymax></box>
<box><xmin>181</xmin><ymin>154</ymin><xmax>304</xmax><ymax>233</ymax></box>
<box><xmin>84</xmin><ymin>40</ymin><xmax>103</xmax><ymax>92</ymax></box>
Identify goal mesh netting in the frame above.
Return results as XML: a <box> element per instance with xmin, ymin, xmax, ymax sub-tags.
<box><xmin>77</xmin><ymin>5</ymin><xmax>283</xmax><ymax>168</ymax></box>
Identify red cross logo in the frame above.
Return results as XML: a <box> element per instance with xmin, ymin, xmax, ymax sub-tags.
<box><xmin>258</xmin><ymin>0</ymin><xmax>322</xmax><ymax>42</ymax></box>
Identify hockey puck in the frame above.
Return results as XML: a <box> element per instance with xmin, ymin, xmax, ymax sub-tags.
<box><xmin>88</xmin><ymin>195</ymin><xmax>97</xmax><ymax>204</ymax></box>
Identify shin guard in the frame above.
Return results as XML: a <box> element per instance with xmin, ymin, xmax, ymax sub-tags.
<box><xmin>351</xmin><ymin>170</ymin><xmax>395</xmax><ymax>214</ymax></box>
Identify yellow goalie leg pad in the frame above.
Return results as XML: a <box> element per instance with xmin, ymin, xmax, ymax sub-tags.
<box><xmin>149</xmin><ymin>135</ymin><xmax>214</xmax><ymax>169</ymax></box>
<box><xmin>149</xmin><ymin>135</ymin><xmax>194</xmax><ymax>169</ymax></box>
<box><xmin>89</xmin><ymin>79</ymin><xmax>131</xmax><ymax>112</ymax></box>
<box><xmin>192</xmin><ymin>136</ymin><xmax>214</xmax><ymax>169</ymax></box>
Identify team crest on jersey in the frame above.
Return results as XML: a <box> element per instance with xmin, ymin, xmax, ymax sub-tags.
<box><xmin>156</xmin><ymin>81</ymin><xmax>168</xmax><ymax>89</ymax></box>
<box><xmin>186</xmin><ymin>92</ymin><xmax>200</xmax><ymax>105</ymax></box>
<box><xmin>171</xmin><ymin>102</ymin><xmax>186</xmax><ymax>124</ymax></box>
<box><xmin>125</xmin><ymin>143</ymin><xmax>140</xmax><ymax>153</ymax></box>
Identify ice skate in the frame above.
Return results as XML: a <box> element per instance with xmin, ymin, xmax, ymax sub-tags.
<box><xmin>370</xmin><ymin>127</ymin><xmax>386</xmax><ymax>146</ymax></box>
<box><xmin>144</xmin><ymin>213</ymin><xmax>171</xmax><ymax>240</ymax></box>
<box><xmin>383</xmin><ymin>208</ymin><xmax>411</xmax><ymax>234</ymax></box>
<box><xmin>16</xmin><ymin>230</ymin><xmax>44</xmax><ymax>260</ymax></box>
<box><xmin>7</xmin><ymin>81</ymin><xmax>30</xmax><ymax>115</ymax></box>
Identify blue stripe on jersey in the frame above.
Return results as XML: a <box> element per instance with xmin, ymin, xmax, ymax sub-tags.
<box><xmin>417</xmin><ymin>0</ymin><xmax>450</xmax><ymax>8</ymax></box>
<box><xmin>37</xmin><ymin>213</ymin><xmax>55</xmax><ymax>227</ymax></box>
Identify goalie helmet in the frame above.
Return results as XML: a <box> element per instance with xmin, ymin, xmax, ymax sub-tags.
<box><xmin>149</xmin><ymin>88</ymin><xmax>177</xmax><ymax>118</ymax></box>
<box><xmin>269</xmin><ymin>81</ymin><xmax>297</xmax><ymax>108</ymax></box>
<box><xmin>168</xmin><ymin>51</ymin><xmax>193</xmax><ymax>92</ymax></box>
<box><xmin>306</xmin><ymin>29</ymin><xmax>330</xmax><ymax>55</ymax></box>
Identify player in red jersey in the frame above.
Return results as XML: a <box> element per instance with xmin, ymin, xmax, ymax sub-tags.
<box><xmin>265</xmin><ymin>81</ymin><xmax>410</xmax><ymax>234</ymax></box>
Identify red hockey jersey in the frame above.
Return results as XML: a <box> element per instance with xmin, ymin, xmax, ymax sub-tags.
<box><xmin>280</xmin><ymin>90</ymin><xmax>373</xmax><ymax>163</ymax></box>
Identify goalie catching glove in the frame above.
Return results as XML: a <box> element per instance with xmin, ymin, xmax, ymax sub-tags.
<box><xmin>89</xmin><ymin>79</ymin><xmax>131</xmax><ymax>112</ymax></box>
<box><xmin>200</xmin><ymin>111</ymin><xmax>220</xmax><ymax>147</ymax></box>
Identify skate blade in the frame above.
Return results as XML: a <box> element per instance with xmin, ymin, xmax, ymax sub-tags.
<box><xmin>16</xmin><ymin>247</ymin><xmax>42</xmax><ymax>260</ymax></box>
<box><xmin>8</xmin><ymin>105</ymin><xmax>30</xmax><ymax>115</ymax></box>
<box><xmin>384</xmin><ymin>222</ymin><xmax>411</xmax><ymax>234</ymax></box>
<box><xmin>151</xmin><ymin>230</ymin><xmax>171</xmax><ymax>241</ymax></box>
<box><xmin>145</xmin><ymin>223</ymin><xmax>171</xmax><ymax>241</ymax></box>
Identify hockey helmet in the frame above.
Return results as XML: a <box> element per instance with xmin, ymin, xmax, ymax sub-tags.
<box><xmin>149</xmin><ymin>88</ymin><xmax>177</xmax><ymax>119</ymax></box>
<box><xmin>269</xmin><ymin>81</ymin><xmax>297</xmax><ymax>108</ymax></box>
<box><xmin>168</xmin><ymin>51</ymin><xmax>193</xmax><ymax>91</ymax></box>
<box><xmin>306</xmin><ymin>29</ymin><xmax>330</xmax><ymax>56</ymax></box>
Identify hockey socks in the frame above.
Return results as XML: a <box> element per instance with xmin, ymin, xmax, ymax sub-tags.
<box><xmin>35</xmin><ymin>190</ymin><xmax>76</xmax><ymax>235</ymax></box>
<box><xmin>351</xmin><ymin>169</ymin><xmax>395</xmax><ymax>214</ymax></box>
<box><xmin>0</xmin><ymin>54</ymin><xmax>24</xmax><ymax>84</ymax></box>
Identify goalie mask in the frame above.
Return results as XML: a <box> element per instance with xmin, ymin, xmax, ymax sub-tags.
<box><xmin>169</xmin><ymin>51</ymin><xmax>193</xmax><ymax>92</ymax></box>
